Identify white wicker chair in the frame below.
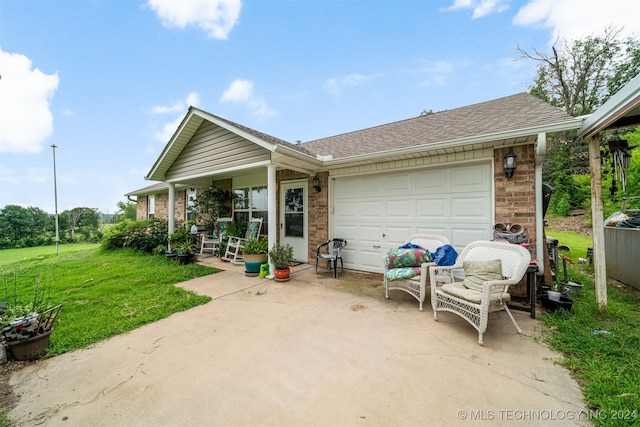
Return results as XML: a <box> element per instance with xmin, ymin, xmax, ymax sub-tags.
<box><xmin>430</xmin><ymin>240</ymin><xmax>531</xmax><ymax>345</ymax></box>
<box><xmin>383</xmin><ymin>234</ymin><xmax>451</xmax><ymax>311</ymax></box>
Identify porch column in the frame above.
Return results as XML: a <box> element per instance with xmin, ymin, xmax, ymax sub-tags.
<box><xmin>267</xmin><ymin>165</ymin><xmax>277</xmax><ymax>275</ymax></box>
<box><xmin>589</xmin><ymin>134</ymin><xmax>607</xmax><ymax>310</ymax></box>
<box><xmin>168</xmin><ymin>182</ymin><xmax>176</xmax><ymax>235</ymax></box>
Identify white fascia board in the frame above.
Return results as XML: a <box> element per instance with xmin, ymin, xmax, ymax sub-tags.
<box><xmin>323</xmin><ymin>118</ymin><xmax>584</xmax><ymax>167</ymax></box>
<box><xmin>578</xmin><ymin>72</ymin><xmax>640</xmax><ymax>138</ymax></box>
<box><xmin>273</xmin><ymin>145</ymin><xmax>323</xmax><ymax>166</ymax></box>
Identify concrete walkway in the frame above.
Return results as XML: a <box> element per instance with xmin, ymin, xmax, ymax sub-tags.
<box><xmin>9</xmin><ymin>259</ymin><xmax>589</xmax><ymax>426</ymax></box>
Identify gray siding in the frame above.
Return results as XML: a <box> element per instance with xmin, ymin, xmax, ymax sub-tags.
<box><xmin>166</xmin><ymin>122</ymin><xmax>271</xmax><ymax>180</ymax></box>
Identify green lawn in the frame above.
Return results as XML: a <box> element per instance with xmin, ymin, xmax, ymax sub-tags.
<box><xmin>0</xmin><ymin>243</ymin><xmax>101</xmax><ymax>267</ymax></box>
<box><xmin>1</xmin><ymin>246</ymin><xmax>216</xmax><ymax>356</ymax></box>
<box><xmin>543</xmin><ymin>226</ymin><xmax>640</xmax><ymax>426</ymax></box>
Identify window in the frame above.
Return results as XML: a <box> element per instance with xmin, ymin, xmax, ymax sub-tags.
<box><xmin>233</xmin><ymin>186</ymin><xmax>268</xmax><ymax>234</ymax></box>
<box><xmin>148</xmin><ymin>195</ymin><xmax>155</xmax><ymax>219</ymax></box>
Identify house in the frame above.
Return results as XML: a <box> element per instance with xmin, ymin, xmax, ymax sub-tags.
<box><xmin>126</xmin><ymin>92</ymin><xmax>585</xmax><ymax>275</ymax></box>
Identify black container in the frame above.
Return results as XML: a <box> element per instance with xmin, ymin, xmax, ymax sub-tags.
<box><xmin>541</xmin><ymin>294</ymin><xmax>573</xmax><ymax>313</ymax></box>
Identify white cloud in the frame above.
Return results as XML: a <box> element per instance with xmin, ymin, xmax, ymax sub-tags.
<box><xmin>150</xmin><ymin>91</ymin><xmax>200</xmax><ymax>114</ymax></box>
<box><xmin>0</xmin><ymin>48</ymin><xmax>59</xmax><ymax>154</ymax></box>
<box><xmin>513</xmin><ymin>0</ymin><xmax>640</xmax><ymax>44</ymax></box>
<box><xmin>149</xmin><ymin>92</ymin><xmax>200</xmax><ymax>143</ymax></box>
<box><xmin>324</xmin><ymin>74</ymin><xmax>371</xmax><ymax>96</ymax></box>
<box><xmin>220</xmin><ymin>79</ymin><xmax>277</xmax><ymax>118</ymax></box>
<box><xmin>445</xmin><ymin>0</ymin><xmax>510</xmax><ymax>19</ymax></box>
<box><xmin>146</xmin><ymin>0</ymin><xmax>242</xmax><ymax>39</ymax></box>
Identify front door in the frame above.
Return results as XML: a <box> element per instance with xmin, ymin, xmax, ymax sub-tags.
<box><xmin>280</xmin><ymin>180</ymin><xmax>308</xmax><ymax>262</ymax></box>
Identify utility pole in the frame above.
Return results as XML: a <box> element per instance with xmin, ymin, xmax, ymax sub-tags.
<box><xmin>51</xmin><ymin>144</ymin><xmax>59</xmax><ymax>254</ymax></box>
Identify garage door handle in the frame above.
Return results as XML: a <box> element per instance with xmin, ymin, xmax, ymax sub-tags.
<box><xmin>373</xmin><ymin>245</ymin><xmax>381</xmax><ymax>249</ymax></box>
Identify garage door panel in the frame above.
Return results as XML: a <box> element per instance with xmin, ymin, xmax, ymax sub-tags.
<box><xmin>450</xmin><ymin>196</ymin><xmax>490</xmax><ymax>220</ymax></box>
<box><xmin>387</xmin><ymin>174</ymin><xmax>412</xmax><ymax>193</ymax></box>
<box><xmin>385</xmin><ymin>226</ymin><xmax>415</xmax><ymax>245</ymax></box>
<box><xmin>360</xmin><ymin>201</ymin><xmax>385</xmax><ymax>218</ymax></box>
<box><xmin>451</xmin><ymin>227</ymin><xmax>491</xmax><ymax>249</ymax></box>
<box><xmin>360</xmin><ymin>175</ymin><xmax>384</xmax><ymax>193</ymax></box>
<box><xmin>386</xmin><ymin>199</ymin><xmax>413</xmax><ymax>219</ymax></box>
<box><xmin>359</xmin><ymin>225</ymin><xmax>384</xmax><ymax>243</ymax></box>
<box><xmin>452</xmin><ymin>164</ymin><xmax>489</xmax><ymax>190</ymax></box>
<box><xmin>356</xmin><ymin>249</ymin><xmax>385</xmax><ymax>272</ymax></box>
<box><xmin>416</xmin><ymin>198</ymin><xmax>447</xmax><ymax>219</ymax></box>
<box><xmin>334</xmin><ymin>201</ymin><xmax>359</xmax><ymax>218</ymax></box>
<box><xmin>415</xmin><ymin>169</ymin><xmax>447</xmax><ymax>190</ymax></box>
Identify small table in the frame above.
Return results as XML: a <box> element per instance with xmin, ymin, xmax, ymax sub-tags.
<box><xmin>508</xmin><ymin>264</ymin><xmax>538</xmax><ymax>318</ymax></box>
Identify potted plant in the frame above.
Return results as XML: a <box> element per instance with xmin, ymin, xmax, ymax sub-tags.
<box><xmin>268</xmin><ymin>242</ymin><xmax>294</xmax><ymax>281</ymax></box>
<box><xmin>242</xmin><ymin>237</ymin><xmax>269</xmax><ymax>275</ymax></box>
<box><xmin>176</xmin><ymin>241</ymin><xmax>195</xmax><ymax>264</ymax></box>
<box><xmin>547</xmin><ymin>282</ymin><xmax>565</xmax><ymax>302</ymax></box>
<box><xmin>1</xmin><ymin>273</ymin><xmax>62</xmax><ymax>361</ymax></box>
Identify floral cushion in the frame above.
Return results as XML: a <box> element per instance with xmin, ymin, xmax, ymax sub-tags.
<box><xmin>462</xmin><ymin>260</ymin><xmax>503</xmax><ymax>291</ymax></box>
<box><xmin>385</xmin><ymin>267</ymin><xmax>421</xmax><ymax>282</ymax></box>
<box><xmin>385</xmin><ymin>248</ymin><xmax>432</xmax><ymax>269</ymax></box>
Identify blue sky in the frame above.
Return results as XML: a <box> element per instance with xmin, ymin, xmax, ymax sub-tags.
<box><xmin>1</xmin><ymin>0</ymin><xmax>638</xmax><ymax>214</ymax></box>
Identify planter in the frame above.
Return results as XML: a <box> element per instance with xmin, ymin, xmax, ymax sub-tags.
<box><xmin>243</xmin><ymin>254</ymin><xmax>268</xmax><ymax>274</ymax></box>
<box><xmin>7</xmin><ymin>329</ymin><xmax>53</xmax><ymax>361</ymax></box>
<box><xmin>564</xmin><ymin>281</ymin><xmax>583</xmax><ymax>298</ymax></box>
<box><xmin>177</xmin><ymin>254</ymin><xmax>194</xmax><ymax>265</ymax></box>
<box><xmin>547</xmin><ymin>290</ymin><xmax>562</xmax><ymax>302</ymax></box>
<box><xmin>541</xmin><ymin>294</ymin><xmax>574</xmax><ymax>313</ymax></box>
<box><xmin>273</xmin><ymin>267</ymin><xmax>291</xmax><ymax>281</ymax></box>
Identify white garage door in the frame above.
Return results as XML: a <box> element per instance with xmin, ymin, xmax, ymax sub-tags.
<box><xmin>332</xmin><ymin>163</ymin><xmax>493</xmax><ymax>273</ymax></box>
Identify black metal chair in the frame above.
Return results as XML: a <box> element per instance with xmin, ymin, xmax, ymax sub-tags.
<box><xmin>315</xmin><ymin>239</ymin><xmax>347</xmax><ymax>278</ymax></box>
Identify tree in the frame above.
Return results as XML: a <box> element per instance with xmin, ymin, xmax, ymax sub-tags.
<box><xmin>115</xmin><ymin>201</ymin><xmax>137</xmax><ymax>222</ymax></box>
<box><xmin>60</xmin><ymin>207</ymin><xmax>100</xmax><ymax>241</ymax></box>
<box><xmin>520</xmin><ymin>27</ymin><xmax>640</xmax><ymax>215</ymax></box>
<box><xmin>0</xmin><ymin>205</ymin><xmax>51</xmax><ymax>248</ymax></box>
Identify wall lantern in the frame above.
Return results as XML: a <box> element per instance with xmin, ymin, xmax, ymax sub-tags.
<box><xmin>503</xmin><ymin>150</ymin><xmax>517</xmax><ymax>179</ymax></box>
<box><xmin>312</xmin><ymin>175</ymin><xmax>321</xmax><ymax>192</ymax></box>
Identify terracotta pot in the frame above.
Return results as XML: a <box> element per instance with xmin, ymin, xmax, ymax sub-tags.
<box><xmin>273</xmin><ymin>267</ymin><xmax>290</xmax><ymax>281</ymax></box>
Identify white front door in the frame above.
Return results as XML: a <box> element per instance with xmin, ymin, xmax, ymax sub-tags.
<box><xmin>280</xmin><ymin>180</ymin><xmax>309</xmax><ymax>262</ymax></box>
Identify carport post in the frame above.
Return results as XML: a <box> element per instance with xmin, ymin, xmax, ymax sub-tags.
<box><xmin>589</xmin><ymin>134</ymin><xmax>607</xmax><ymax>310</ymax></box>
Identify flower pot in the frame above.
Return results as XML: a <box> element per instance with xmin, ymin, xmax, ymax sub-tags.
<box><xmin>564</xmin><ymin>281</ymin><xmax>583</xmax><ymax>298</ymax></box>
<box><xmin>243</xmin><ymin>254</ymin><xmax>268</xmax><ymax>274</ymax></box>
<box><xmin>7</xmin><ymin>329</ymin><xmax>53</xmax><ymax>361</ymax></box>
<box><xmin>547</xmin><ymin>290</ymin><xmax>562</xmax><ymax>302</ymax></box>
<box><xmin>177</xmin><ymin>254</ymin><xmax>193</xmax><ymax>265</ymax></box>
<box><xmin>541</xmin><ymin>294</ymin><xmax>573</xmax><ymax>313</ymax></box>
<box><xmin>273</xmin><ymin>267</ymin><xmax>290</xmax><ymax>281</ymax></box>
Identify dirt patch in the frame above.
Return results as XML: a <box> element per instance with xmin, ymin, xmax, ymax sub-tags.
<box><xmin>0</xmin><ymin>359</ymin><xmax>30</xmax><ymax>416</ymax></box>
<box><xmin>546</xmin><ymin>215</ymin><xmax>592</xmax><ymax>236</ymax></box>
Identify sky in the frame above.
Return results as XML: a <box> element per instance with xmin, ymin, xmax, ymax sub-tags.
<box><xmin>1</xmin><ymin>0</ymin><xmax>639</xmax><ymax>215</ymax></box>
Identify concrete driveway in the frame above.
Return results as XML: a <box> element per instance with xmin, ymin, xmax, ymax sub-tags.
<box><xmin>9</xmin><ymin>260</ymin><xmax>589</xmax><ymax>426</ymax></box>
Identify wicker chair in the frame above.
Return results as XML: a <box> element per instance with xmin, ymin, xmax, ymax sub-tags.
<box><xmin>430</xmin><ymin>240</ymin><xmax>531</xmax><ymax>345</ymax></box>
<box><xmin>200</xmin><ymin>217</ymin><xmax>232</xmax><ymax>256</ymax></box>
<box><xmin>383</xmin><ymin>234</ymin><xmax>451</xmax><ymax>311</ymax></box>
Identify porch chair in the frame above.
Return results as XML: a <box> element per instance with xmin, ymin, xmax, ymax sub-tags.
<box><xmin>315</xmin><ymin>239</ymin><xmax>347</xmax><ymax>278</ymax></box>
<box><xmin>430</xmin><ymin>240</ymin><xmax>531</xmax><ymax>345</ymax></box>
<box><xmin>200</xmin><ymin>217</ymin><xmax>232</xmax><ymax>256</ymax></box>
<box><xmin>222</xmin><ymin>218</ymin><xmax>263</xmax><ymax>264</ymax></box>
<box><xmin>383</xmin><ymin>234</ymin><xmax>451</xmax><ymax>311</ymax></box>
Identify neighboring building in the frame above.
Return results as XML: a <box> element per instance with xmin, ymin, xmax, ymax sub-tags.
<box><xmin>126</xmin><ymin>92</ymin><xmax>584</xmax><ymax>274</ymax></box>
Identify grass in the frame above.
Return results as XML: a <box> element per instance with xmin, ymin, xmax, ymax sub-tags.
<box><xmin>0</xmin><ymin>243</ymin><xmax>101</xmax><ymax>267</ymax></box>
<box><xmin>542</xmin><ymin>228</ymin><xmax>640</xmax><ymax>426</ymax></box>
<box><xmin>0</xmin><ymin>247</ymin><xmax>216</xmax><ymax>356</ymax></box>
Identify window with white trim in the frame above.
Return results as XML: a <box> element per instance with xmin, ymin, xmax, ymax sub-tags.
<box><xmin>233</xmin><ymin>186</ymin><xmax>268</xmax><ymax>234</ymax></box>
<box><xmin>148</xmin><ymin>195</ymin><xmax>155</xmax><ymax>219</ymax></box>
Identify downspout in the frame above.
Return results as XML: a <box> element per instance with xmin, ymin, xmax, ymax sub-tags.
<box><xmin>535</xmin><ymin>132</ymin><xmax>546</xmax><ymax>277</ymax></box>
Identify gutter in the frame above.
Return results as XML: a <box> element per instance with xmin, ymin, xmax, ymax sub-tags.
<box><xmin>535</xmin><ymin>132</ymin><xmax>546</xmax><ymax>277</ymax></box>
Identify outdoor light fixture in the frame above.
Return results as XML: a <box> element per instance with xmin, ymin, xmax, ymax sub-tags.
<box><xmin>503</xmin><ymin>150</ymin><xmax>517</xmax><ymax>179</ymax></box>
<box><xmin>312</xmin><ymin>175</ymin><xmax>321</xmax><ymax>192</ymax></box>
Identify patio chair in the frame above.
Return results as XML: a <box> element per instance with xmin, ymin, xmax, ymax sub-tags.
<box><xmin>383</xmin><ymin>234</ymin><xmax>451</xmax><ymax>311</ymax></box>
<box><xmin>430</xmin><ymin>240</ymin><xmax>531</xmax><ymax>345</ymax></box>
<box><xmin>222</xmin><ymin>218</ymin><xmax>263</xmax><ymax>264</ymax></box>
<box><xmin>200</xmin><ymin>217</ymin><xmax>232</xmax><ymax>256</ymax></box>
<box><xmin>315</xmin><ymin>239</ymin><xmax>347</xmax><ymax>278</ymax></box>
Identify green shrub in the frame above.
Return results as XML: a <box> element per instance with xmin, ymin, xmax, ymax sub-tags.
<box><xmin>101</xmin><ymin>218</ymin><xmax>168</xmax><ymax>253</ymax></box>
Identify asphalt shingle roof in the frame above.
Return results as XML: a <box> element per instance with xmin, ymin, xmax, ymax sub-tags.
<box><xmin>300</xmin><ymin>93</ymin><xmax>575</xmax><ymax>159</ymax></box>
